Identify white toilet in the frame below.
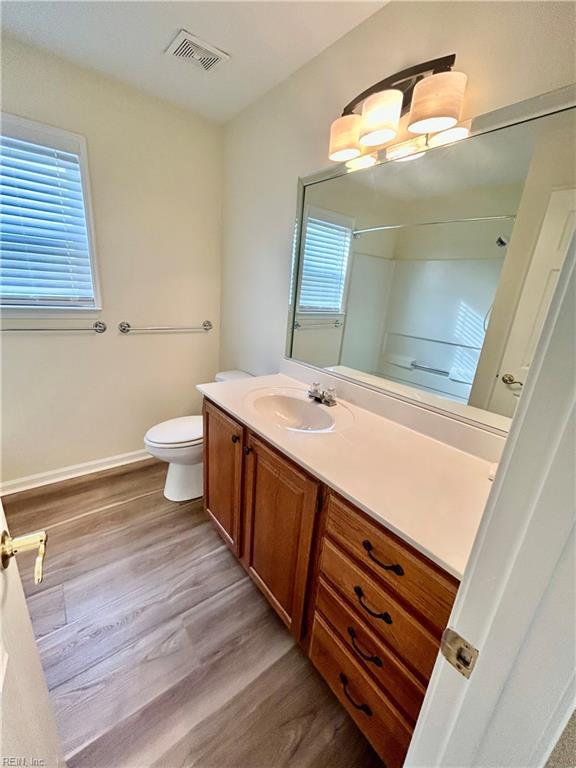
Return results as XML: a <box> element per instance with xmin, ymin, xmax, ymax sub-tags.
<box><xmin>144</xmin><ymin>370</ymin><xmax>251</xmax><ymax>502</ymax></box>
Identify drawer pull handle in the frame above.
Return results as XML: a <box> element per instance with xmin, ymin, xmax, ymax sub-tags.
<box><xmin>347</xmin><ymin>627</ymin><xmax>383</xmax><ymax>667</ymax></box>
<box><xmin>243</xmin><ymin>446</ymin><xmax>253</xmax><ymax>455</ymax></box>
<box><xmin>354</xmin><ymin>586</ymin><xmax>393</xmax><ymax>624</ymax></box>
<box><xmin>231</xmin><ymin>434</ymin><xmax>240</xmax><ymax>444</ymax></box>
<box><xmin>339</xmin><ymin>673</ymin><xmax>373</xmax><ymax>716</ymax></box>
<box><xmin>362</xmin><ymin>540</ymin><xmax>404</xmax><ymax>576</ymax></box>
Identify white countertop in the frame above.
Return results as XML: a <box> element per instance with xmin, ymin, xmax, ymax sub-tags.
<box><xmin>197</xmin><ymin>374</ymin><xmax>494</xmax><ymax>580</ymax></box>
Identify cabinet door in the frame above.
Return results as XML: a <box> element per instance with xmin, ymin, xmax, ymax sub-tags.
<box><xmin>242</xmin><ymin>434</ymin><xmax>319</xmax><ymax>638</ymax></box>
<box><xmin>203</xmin><ymin>400</ymin><xmax>243</xmax><ymax>555</ymax></box>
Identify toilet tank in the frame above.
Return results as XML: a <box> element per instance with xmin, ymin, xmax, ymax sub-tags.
<box><xmin>215</xmin><ymin>370</ymin><xmax>252</xmax><ymax>382</ymax></box>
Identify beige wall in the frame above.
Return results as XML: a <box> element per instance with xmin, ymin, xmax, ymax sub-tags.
<box><xmin>1</xmin><ymin>37</ymin><xmax>223</xmax><ymax>482</ymax></box>
<box><xmin>393</xmin><ymin>184</ymin><xmax>522</xmax><ymax>261</ymax></box>
<box><xmin>221</xmin><ymin>1</ymin><xmax>576</xmax><ymax>376</ymax></box>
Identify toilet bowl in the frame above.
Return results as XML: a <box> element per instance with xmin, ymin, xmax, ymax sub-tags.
<box><xmin>144</xmin><ymin>370</ymin><xmax>251</xmax><ymax>501</ymax></box>
<box><xmin>144</xmin><ymin>416</ymin><xmax>204</xmax><ymax>501</ymax></box>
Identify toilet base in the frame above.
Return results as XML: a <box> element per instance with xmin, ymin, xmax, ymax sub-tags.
<box><xmin>164</xmin><ymin>461</ymin><xmax>203</xmax><ymax>502</ymax></box>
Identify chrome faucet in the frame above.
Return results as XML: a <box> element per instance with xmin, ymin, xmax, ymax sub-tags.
<box><xmin>307</xmin><ymin>382</ymin><xmax>337</xmax><ymax>407</ymax></box>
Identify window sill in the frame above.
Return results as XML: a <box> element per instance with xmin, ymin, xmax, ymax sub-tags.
<box><xmin>1</xmin><ymin>306</ymin><xmax>103</xmax><ymax>320</ymax></box>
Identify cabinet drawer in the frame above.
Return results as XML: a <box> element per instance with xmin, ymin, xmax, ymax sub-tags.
<box><xmin>309</xmin><ymin>613</ymin><xmax>412</xmax><ymax>768</ymax></box>
<box><xmin>320</xmin><ymin>539</ymin><xmax>440</xmax><ymax>681</ymax></box>
<box><xmin>325</xmin><ymin>492</ymin><xmax>458</xmax><ymax>633</ymax></box>
<box><xmin>316</xmin><ymin>578</ymin><xmax>426</xmax><ymax>724</ymax></box>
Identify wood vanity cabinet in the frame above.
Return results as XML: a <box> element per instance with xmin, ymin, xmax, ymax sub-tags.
<box><xmin>242</xmin><ymin>433</ymin><xmax>319</xmax><ymax>638</ymax></box>
<box><xmin>202</xmin><ymin>397</ymin><xmax>459</xmax><ymax>768</ymax></box>
<box><xmin>308</xmin><ymin>490</ymin><xmax>459</xmax><ymax>768</ymax></box>
<box><xmin>203</xmin><ymin>400</ymin><xmax>244</xmax><ymax>555</ymax></box>
<box><xmin>203</xmin><ymin>400</ymin><xmax>319</xmax><ymax>637</ymax></box>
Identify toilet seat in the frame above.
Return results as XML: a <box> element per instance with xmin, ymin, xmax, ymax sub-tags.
<box><xmin>144</xmin><ymin>416</ymin><xmax>203</xmax><ymax>448</ymax></box>
<box><xmin>145</xmin><ymin>437</ymin><xmax>202</xmax><ymax>449</ymax></box>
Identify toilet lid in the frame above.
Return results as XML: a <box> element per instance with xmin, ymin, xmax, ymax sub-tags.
<box><xmin>145</xmin><ymin>416</ymin><xmax>203</xmax><ymax>447</ymax></box>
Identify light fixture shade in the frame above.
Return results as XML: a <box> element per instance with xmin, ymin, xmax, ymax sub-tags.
<box><xmin>428</xmin><ymin>121</ymin><xmax>471</xmax><ymax>147</ymax></box>
<box><xmin>386</xmin><ymin>136</ymin><xmax>427</xmax><ymax>162</ymax></box>
<box><xmin>345</xmin><ymin>152</ymin><xmax>378</xmax><ymax>171</ymax></box>
<box><xmin>328</xmin><ymin>114</ymin><xmax>362</xmax><ymax>161</ymax></box>
<box><xmin>359</xmin><ymin>89</ymin><xmax>403</xmax><ymax>147</ymax></box>
<box><xmin>408</xmin><ymin>71</ymin><xmax>467</xmax><ymax>134</ymax></box>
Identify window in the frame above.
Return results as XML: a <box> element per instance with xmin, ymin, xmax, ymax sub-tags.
<box><xmin>0</xmin><ymin>114</ymin><xmax>100</xmax><ymax>309</ymax></box>
<box><xmin>297</xmin><ymin>207</ymin><xmax>353</xmax><ymax>314</ymax></box>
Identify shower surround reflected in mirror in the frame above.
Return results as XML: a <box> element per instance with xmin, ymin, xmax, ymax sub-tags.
<box><xmin>287</xmin><ymin>108</ymin><xmax>576</xmax><ymax>428</ymax></box>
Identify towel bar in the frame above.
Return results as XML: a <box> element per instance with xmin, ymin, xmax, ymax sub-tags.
<box><xmin>2</xmin><ymin>321</ymin><xmax>107</xmax><ymax>333</ymax></box>
<box><xmin>118</xmin><ymin>320</ymin><xmax>213</xmax><ymax>334</ymax></box>
<box><xmin>294</xmin><ymin>320</ymin><xmax>342</xmax><ymax>330</ymax></box>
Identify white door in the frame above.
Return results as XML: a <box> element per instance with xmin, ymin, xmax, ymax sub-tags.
<box><xmin>489</xmin><ymin>188</ymin><xmax>576</xmax><ymax>416</ymax></box>
<box><xmin>0</xmin><ymin>502</ymin><xmax>63</xmax><ymax>767</ymax></box>
<box><xmin>406</xmin><ymin>236</ymin><xmax>576</xmax><ymax>767</ymax></box>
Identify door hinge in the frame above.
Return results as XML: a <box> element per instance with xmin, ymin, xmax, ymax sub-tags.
<box><xmin>441</xmin><ymin>627</ymin><xmax>479</xmax><ymax>679</ymax></box>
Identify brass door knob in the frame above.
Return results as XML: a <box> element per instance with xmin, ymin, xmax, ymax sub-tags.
<box><xmin>1</xmin><ymin>529</ymin><xmax>47</xmax><ymax>584</ymax></box>
<box><xmin>501</xmin><ymin>373</ymin><xmax>523</xmax><ymax>387</ymax></box>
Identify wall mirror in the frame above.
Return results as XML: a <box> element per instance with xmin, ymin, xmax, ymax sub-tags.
<box><xmin>286</xmin><ymin>104</ymin><xmax>575</xmax><ymax>432</ymax></box>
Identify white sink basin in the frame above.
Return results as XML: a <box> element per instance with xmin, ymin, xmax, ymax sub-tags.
<box><xmin>245</xmin><ymin>387</ymin><xmax>354</xmax><ymax>433</ymax></box>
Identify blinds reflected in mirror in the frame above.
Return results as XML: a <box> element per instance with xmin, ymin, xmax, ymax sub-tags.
<box><xmin>297</xmin><ymin>208</ymin><xmax>353</xmax><ymax>314</ymax></box>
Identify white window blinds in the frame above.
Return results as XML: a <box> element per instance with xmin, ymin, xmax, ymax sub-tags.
<box><xmin>298</xmin><ymin>209</ymin><xmax>353</xmax><ymax>313</ymax></box>
<box><xmin>0</xmin><ymin>116</ymin><xmax>98</xmax><ymax>309</ymax></box>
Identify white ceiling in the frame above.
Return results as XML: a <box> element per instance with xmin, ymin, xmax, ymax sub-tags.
<box><xmin>1</xmin><ymin>1</ymin><xmax>384</xmax><ymax>123</ymax></box>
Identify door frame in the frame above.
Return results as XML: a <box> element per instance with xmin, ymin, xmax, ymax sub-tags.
<box><xmin>406</xmin><ymin>235</ymin><xmax>576</xmax><ymax>766</ymax></box>
<box><xmin>486</xmin><ymin>187</ymin><xmax>576</xmax><ymax>416</ymax></box>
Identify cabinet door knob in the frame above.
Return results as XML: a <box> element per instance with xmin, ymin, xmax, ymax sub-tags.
<box><xmin>231</xmin><ymin>434</ymin><xmax>240</xmax><ymax>444</ymax></box>
<box><xmin>243</xmin><ymin>446</ymin><xmax>252</xmax><ymax>455</ymax></box>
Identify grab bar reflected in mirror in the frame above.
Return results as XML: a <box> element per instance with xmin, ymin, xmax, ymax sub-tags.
<box><xmin>294</xmin><ymin>320</ymin><xmax>342</xmax><ymax>330</ymax></box>
<box><xmin>118</xmin><ymin>320</ymin><xmax>213</xmax><ymax>334</ymax></box>
<box><xmin>412</xmin><ymin>361</ymin><xmax>450</xmax><ymax>376</ymax></box>
<box><xmin>2</xmin><ymin>321</ymin><xmax>107</xmax><ymax>333</ymax></box>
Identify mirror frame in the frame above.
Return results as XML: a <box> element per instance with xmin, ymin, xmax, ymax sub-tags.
<box><xmin>285</xmin><ymin>84</ymin><xmax>576</xmax><ymax>434</ymax></box>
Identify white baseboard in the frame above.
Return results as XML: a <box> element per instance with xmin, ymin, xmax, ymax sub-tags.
<box><xmin>1</xmin><ymin>449</ymin><xmax>151</xmax><ymax>496</ymax></box>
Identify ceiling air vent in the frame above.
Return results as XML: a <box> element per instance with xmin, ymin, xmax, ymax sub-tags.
<box><xmin>165</xmin><ymin>30</ymin><xmax>230</xmax><ymax>72</ymax></box>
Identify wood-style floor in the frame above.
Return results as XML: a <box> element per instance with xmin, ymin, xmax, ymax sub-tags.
<box><xmin>3</xmin><ymin>460</ymin><xmax>381</xmax><ymax>768</ymax></box>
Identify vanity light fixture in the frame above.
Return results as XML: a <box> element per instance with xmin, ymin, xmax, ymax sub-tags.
<box><xmin>386</xmin><ymin>136</ymin><xmax>428</xmax><ymax>162</ymax></box>
<box><xmin>345</xmin><ymin>151</ymin><xmax>379</xmax><ymax>171</ymax></box>
<box><xmin>359</xmin><ymin>89</ymin><xmax>403</xmax><ymax>147</ymax></box>
<box><xmin>408</xmin><ymin>71</ymin><xmax>468</xmax><ymax>134</ymax></box>
<box><xmin>327</xmin><ymin>55</ymin><xmax>468</xmax><ymax>164</ymax></box>
<box><xmin>427</xmin><ymin>120</ymin><xmax>471</xmax><ymax>147</ymax></box>
<box><xmin>328</xmin><ymin>114</ymin><xmax>362</xmax><ymax>162</ymax></box>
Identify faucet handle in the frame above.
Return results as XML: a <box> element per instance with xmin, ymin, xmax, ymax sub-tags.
<box><xmin>308</xmin><ymin>381</ymin><xmax>322</xmax><ymax>398</ymax></box>
<box><xmin>323</xmin><ymin>386</ymin><xmax>337</xmax><ymax>407</ymax></box>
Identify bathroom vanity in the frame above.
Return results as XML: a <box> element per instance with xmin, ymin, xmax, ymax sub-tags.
<box><xmin>199</xmin><ymin>374</ymin><xmax>494</xmax><ymax>767</ymax></box>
